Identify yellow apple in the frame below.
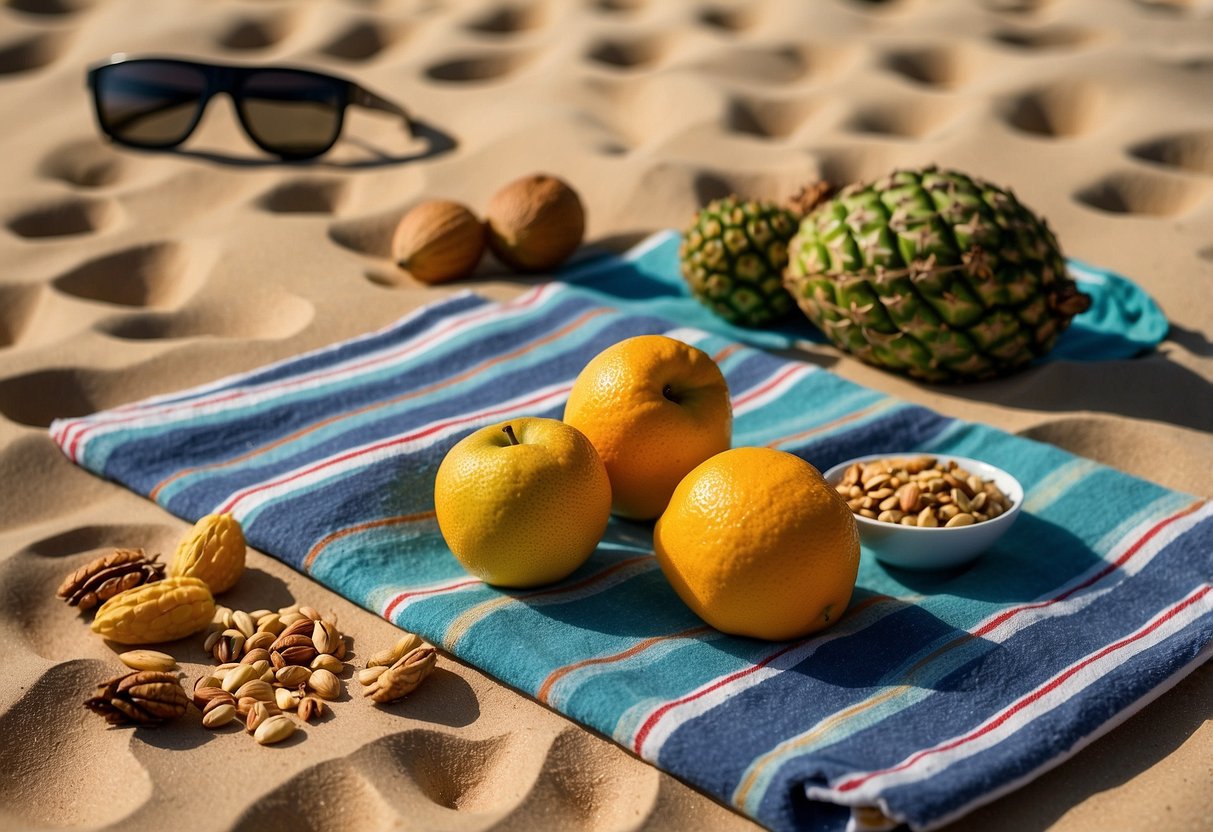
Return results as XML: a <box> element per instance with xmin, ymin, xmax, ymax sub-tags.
<box><xmin>434</xmin><ymin>416</ymin><xmax>611</xmax><ymax>588</ymax></box>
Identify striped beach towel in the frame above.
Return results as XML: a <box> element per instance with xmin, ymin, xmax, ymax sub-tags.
<box><xmin>50</xmin><ymin>280</ymin><xmax>1211</xmax><ymax>831</ymax></box>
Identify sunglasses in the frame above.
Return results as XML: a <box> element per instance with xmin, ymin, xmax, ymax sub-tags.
<box><xmin>87</xmin><ymin>55</ymin><xmax>414</xmax><ymax>160</ymax></box>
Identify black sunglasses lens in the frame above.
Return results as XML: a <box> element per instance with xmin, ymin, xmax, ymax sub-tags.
<box><xmin>238</xmin><ymin>71</ymin><xmax>343</xmax><ymax>158</ymax></box>
<box><xmin>95</xmin><ymin>61</ymin><xmax>207</xmax><ymax>147</ymax></box>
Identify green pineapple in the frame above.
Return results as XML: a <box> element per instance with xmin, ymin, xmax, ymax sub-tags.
<box><xmin>783</xmin><ymin>166</ymin><xmax>1090</xmax><ymax>382</ymax></box>
<box><xmin>679</xmin><ymin>197</ymin><xmax>800</xmax><ymax>327</ymax></box>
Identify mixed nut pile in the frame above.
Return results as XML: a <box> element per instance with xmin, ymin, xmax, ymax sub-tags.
<box><xmin>836</xmin><ymin>457</ymin><xmax>1014</xmax><ymax>528</ymax></box>
<box><xmin>63</xmin><ymin>513</ymin><xmax>438</xmax><ymax>745</ymax></box>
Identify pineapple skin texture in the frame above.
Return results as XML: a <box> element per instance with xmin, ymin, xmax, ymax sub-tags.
<box><xmin>680</xmin><ymin>198</ymin><xmax>800</xmax><ymax>328</ymax></box>
<box><xmin>784</xmin><ymin>167</ymin><xmax>1085</xmax><ymax>383</ymax></box>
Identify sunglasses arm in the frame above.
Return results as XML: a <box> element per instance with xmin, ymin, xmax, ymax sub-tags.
<box><xmin>350</xmin><ymin>84</ymin><xmax>415</xmax><ymax>137</ymax></box>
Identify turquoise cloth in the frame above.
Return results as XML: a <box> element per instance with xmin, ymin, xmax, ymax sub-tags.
<box><xmin>564</xmin><ymin>231</ymin><xmax>1169</xmax><ymax>363</ymax></box>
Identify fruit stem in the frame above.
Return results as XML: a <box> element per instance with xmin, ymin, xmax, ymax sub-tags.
<box><xmin>502</xmin><ymin>425</ymin><xmax>520</xmax><ymax>446</ymax></box>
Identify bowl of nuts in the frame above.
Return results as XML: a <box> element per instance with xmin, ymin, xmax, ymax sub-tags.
<box><xmin>822</xmin><ymin>453</ymin><xmax>1023</xmax><ymax>571</ymax></box>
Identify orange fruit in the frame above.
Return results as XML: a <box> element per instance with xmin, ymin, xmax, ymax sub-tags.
<box><xmin>434</xmin><ymin>417</ymin><xmax>611</xmax><ymax>588</ymax></box>
<box><xmin>563</xmin><ymin>335</ymin><xmax>731</xmax><ymax>520</ymax></box>
<box><xmin>654</xmin><ymin>447</ymin><xmax>860</xmax><ymax>640</ymax></box>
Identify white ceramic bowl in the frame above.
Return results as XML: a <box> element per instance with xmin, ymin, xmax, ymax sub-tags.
<box><xmin>822</xmin><ymin>453</ymin><xmax>1023</xmax><ymax>571</ymax></box>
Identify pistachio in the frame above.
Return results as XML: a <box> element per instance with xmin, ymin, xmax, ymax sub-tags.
<box><xmin>945</xmin><ymin>513</ymin><xmax>976</xmax><ymax>528</ymax></box>
<box><xmin>232</xmin><ymin>610</ymin><xmax>256</xmax><ymax>639</ymax></box>
<box><xmin>311</xmin><ymin>620</ymin><xmax>340</xmax><ymax>656</ymax></box>
<box><xmin>241</xmin><ymin>648</ymin><xmax>272</xmax><ymax>666</ymax></box>
<box><xmin>256</xmin><ymin>614</ymin><xmax>285</xmax><ymax>636</ymax></box>
<box><xmin>202</xmin><ymin>702</ymin><xmax>238</xmax><ymax>729</ymax></box>
<box><xmin>235</xmin><ymin>679</ymin><xmax>275</xmax><ymax>702</ymax></box>
<box><xmin>248</xmin><ymin>609</ymin><xmax>273</xmax><ymax>621</ymax></box>
<box><xmin>245</xmin><ymin>701</ymin><xmax>279</xmax><ymax>733</ymax></box>
<box><xmin>275</xmin><ymin>665</ymin><xmax>311</xmax><ymax>689</ymax></box>
<box><xmin>298</xmin><ymin>606</ymin><xmax>322</xmax><ymax>621</ymax></box>
<box><xmin>244</xmin><ymin>631</ymin><xmax>277</xmax><ymax>652</ymax></box>
<box><xmin>310</xmin><ymin>654</ymin><xmax>343</xmax><ymax>675</ymax></box>
<box><xmin>297</xmin><ymin>695</ymin><xmax>326</xmax><ymax>723</ymax></box>
<box><xmin>118</xmin><ymin>650</ymin><xmax>178</xmax><ymax>672</ymax></box>
<box><xmin>307</xmin><ymin>668</ymin><xmax>341</xmax><ymax>700</ymax></box>
<box><xmin>838</xmin><ymin>457</ymin><xmax>1012</xmax><ymax>529</ymax></box>
<box><xmin>254</xmin><ymin>714</ymin><xmax>296</xmax><ymax>745</ymax></box>
<box><xmin>221</xmin><ymin>664</ymin><xmax>259</xmax><ymax>693</ymax></box>
<box><xmin>193</xmin><ymin>686</ymin><xmax>236</xmax><ymax>711</ymax></box>
<box><xmin>275</xmin><ymin>687</ymin><xmax>298</xmax><ymax>711</ymax></box>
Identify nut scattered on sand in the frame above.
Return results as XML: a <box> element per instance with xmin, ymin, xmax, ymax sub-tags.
<box><xmin>836</xmin><ymin>457</ymin><xmax>1012</xmax><ymax>528</ymax></box>
<box><xmin>117</xmin><ymin>649</ymin><xmax>177</xmax><ymax>672</ymax></box>
<box><xmin>85</xmin><ymin>671</ymin><xmax>189</xmax><ymax>727</ymax></box>
<box><xmin>253</xmin><ymin>714</ymin><xmax>296</xmax><ymax>746</ymax></box>
<box><xmin>57</xmin><ymin>549</ymin><xmax>165</xmax><ymax>611</ymax></box>
<box><xmin>363</xmin><ymin>645</ymin><xmax>438</xmax><ymax>704</ymax></box>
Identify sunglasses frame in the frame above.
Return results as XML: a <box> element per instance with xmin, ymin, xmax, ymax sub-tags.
<box><xmin>87</xmin><ymin>54</ymin><xmax>414</xmax><ymax>160</ymax></box>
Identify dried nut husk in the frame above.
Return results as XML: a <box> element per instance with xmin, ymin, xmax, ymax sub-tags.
<box><xmin>84</xmin><ymin>671</ymin><xmax>190</xmax><ymax>726</ymax></box>
<box><xmin>365</xmin><ymin>646</ymin><xmax>438</xmax><ymax>704</ymax></box>
<box><xmin>202</xmin><ymin>702</ymin><xmax>238</xmax><ymax>729</ymax></box>
<box><xmin>275</xmin><ymin>665</ymin><xmax>311</xmax><ymax>689</ymax></box>
<box><xmin>367</xmin><ymin>633</ymin><xmax>423</xmax><ymax>668</ymax></box>
<box><xmin>254</xmin><ymin>714</ymin><xmax>296</xmax><ymax>746</ymax></box>
<box><xmin>211</xmin><ymin>629</ymin><xmax>246</xmax><ymax>663</ymax></box>
<box><xmin>222</xmin><ymin>664</ymin><xmax>260</xmax><ymax>694</ymax></box>
<box><xmin>307</xmin><ymin>668</ymin><xmax>341</xmax><ymax>700</ymax></box>
<box><xmin>297</xmin><ymin>695</ymin><xmax>326</xmax><ymax>723</ymax></box>
<box><xmin>310</xmin><ymin>654</ymin><xmax>344</xmax><ymax>675</ymax></box>
<box><xmin>118</xmin><ymin>649</ymin><xmax>177</xmax><ymax>672</ymax></box>
<box><xmin>58</xmin><ymin>549</ymin><xmax>165</xmax><ymax>610</ymax></box>
<box><xmin>485</xmin><ymin>173</ymin><xmax>585</xmax><ymax>272</ymax></box>
<box><xmin>168</xmin><ymin>514</ymin><xmax>246</xmax><ymax>594</ymax></box>
<box><xmin>392</xmin><ymin>200</ymin><xmax>486</xmax><ymax>285</ymax></box>
<box><xmin>91</xmin><ymin>576</ymin><xmax>215</xmax><ymax>645</ymax></box>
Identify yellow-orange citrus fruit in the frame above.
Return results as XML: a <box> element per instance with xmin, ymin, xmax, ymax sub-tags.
<box><xmin>434</xmin><ymin>416</ymin><xmax>611</xmax><ymax>588</ymax></box>
<box><xmin>654</xmin><ymin>447</ymin><xmax>860</xmax><ymax>640</ymax></box>
<box><xmin>563</xmin><ymin>335</ymin><xmax>731</xmax><ymax>520</ymax></box>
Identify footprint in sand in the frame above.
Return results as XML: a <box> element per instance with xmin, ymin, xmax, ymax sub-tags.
<box><xmin>99</xmin><ymin>289</ymin><xmax>314</xmax><ymax>343</ymax></box>
<box><xmin>1001</xmin><ymin>79</ymin><xmax>1108</xmax><ymax>138</ymax></box>
<box><xmin>697</xmin><ymin>2</ymin><xmax>766</xmax><ymax>32</ymax></box>
<box><xmin>52</xmin><ymin>242</ymin><xmax>200</xmax><ymax>308</ymax></box>
<box><xmin>1129</xmin><ymin>131</ymin><xmax>1213</xmax><ymax>176</ymax></box>
<box><xmin>4</xmin><ymin>0</ymin><xmax>95</xmax><ymax>14</ymax></box>
<box><xmin>883</xmin><ymin>44</ymin><xmax>977</xmax><ymax>90</ymax></box>
<box><xmin>38</xmin><ymin>140</ymin><xmax>129</xmax><ymax>189</ymax></box>
<box><xmin>725</xmin><ymin>93</ymin><xmax>821</xmax><ymax>140</ymax></box>
<box><xmin>0</xmin><ymin>435</ymin><xmax>113</xmax><ymax>529</ymax></box>
<box><xmin>319</xmin><ymin>19</ymin><xmax>408</xmax><ymax>62</ymax></box>
<box><xmin>256</xmin><ymin>178</ymin><xmax>349</xmax><ymax>215</ymax></box>
<box><xmin>0</xmin><ymin>284</ymin><xmax>43</xmax><ymax>348</ymax></box>
<box><xmin>991</xmin><ymin>24</ymin><xmax>1105</xmax><ymax>51</ymax></box>
<box><xmin>1074</xmin><ymin>170</ymin><xmax>1211</xmax><ymax>217</ymax></box>
<box><xmin>215</xmin><ymin>10</ymin><xmax>302</xmax><ymax>51</ymax></box>
<box><xmin>0</xmin><ymin>29</ymin><xmax>72</xmax><ymax>75</ymax></box>
<box><xmin>843</xmin><ymin>97</ymin><xmax>964</xmax><ymax>140</ymax></box>
<box><xmin>6</xmin><ymin>197</ymin><xmax>121</xmax><ymax>240</ymax></box>
<box><xmin>585</xmin><ymin>33</ymin><xmax>675</xmax><ymax>71</ymax></box>
<box><xmin>424</xmin><ymin>49</ymin><xmax>536</xmax><ymax>83</ymax></box>
<box><xmin>465</xmin><ymin>1</ymin><xmax>549</xmax><ymax>35</ymax></box>
<box><xmin>0</xmin><ymin>660</ymin><xmax>154</xmax><ymax>828</ymax></box>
